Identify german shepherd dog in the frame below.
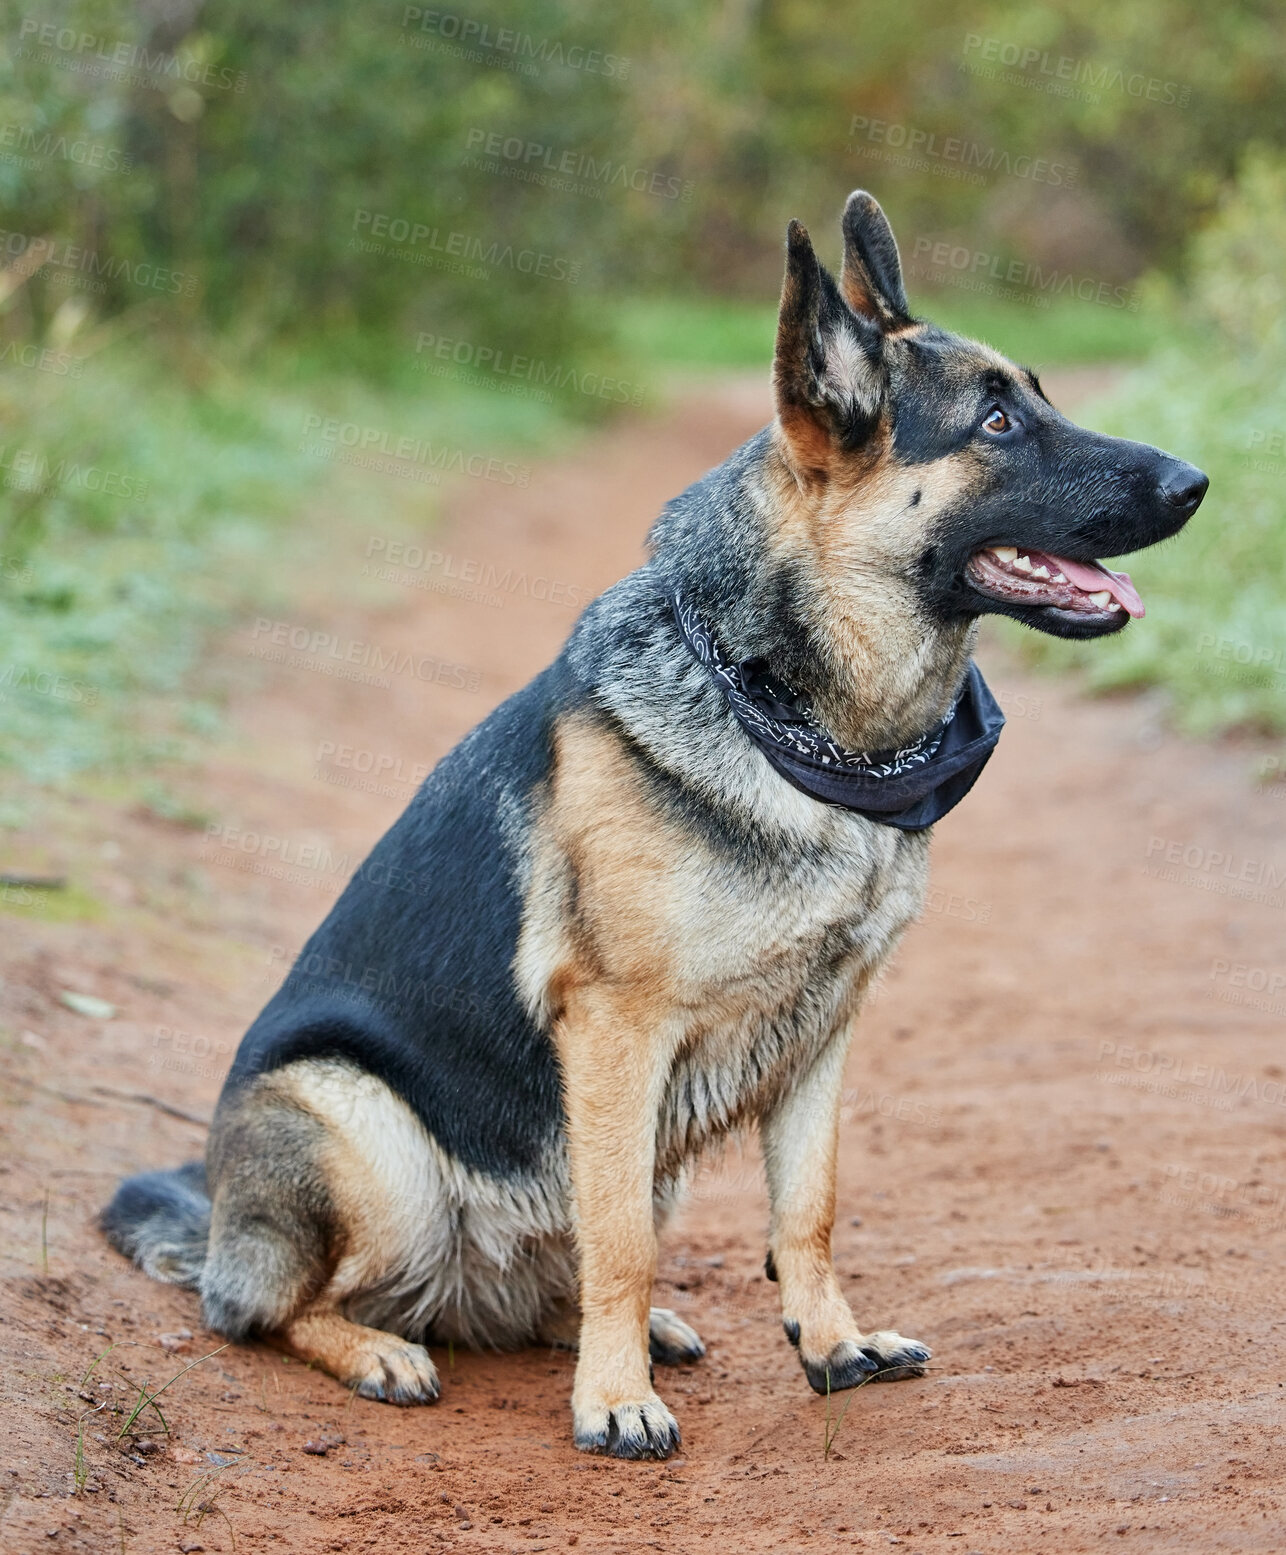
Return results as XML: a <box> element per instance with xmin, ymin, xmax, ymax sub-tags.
<box><xmin>103</xmin><ymin>191</ymin><xmax>1206</xmax><ymax>1460</ymax></box>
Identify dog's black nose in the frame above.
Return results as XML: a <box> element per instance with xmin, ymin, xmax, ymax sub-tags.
<box><xmin>1158</xmin><ymin>459</ymin><xmax>1209</xmax><ymax>513</ymax></box>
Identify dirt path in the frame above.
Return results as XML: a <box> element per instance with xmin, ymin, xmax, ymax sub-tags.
<box><xmin>2</xmin><ymin>373</ymin><xmax>1283</xmax><ymax>1554</ymax></box>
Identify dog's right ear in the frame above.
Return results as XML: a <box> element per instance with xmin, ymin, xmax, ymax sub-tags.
<box><xmin>839</xmin><ymin>190</ymin><xmax>911</xmax><ymax>328</ymax></box>
<box><xmin>773</xmin><ymin>220</ymin><xmax>884</xmax><ymax>482</ymax></box>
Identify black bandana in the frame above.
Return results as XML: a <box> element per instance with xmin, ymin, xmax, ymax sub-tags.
<box><xmin>672</xmin><ymin>591</ymin><xmax>1004</xmax><ymax>830</ymax></box>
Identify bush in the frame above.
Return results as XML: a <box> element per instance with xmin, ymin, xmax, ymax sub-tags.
<box><xmin>1006</xmin><ymin>151</ymin><xmax>1286</xmax><ymax>737</ymax></box>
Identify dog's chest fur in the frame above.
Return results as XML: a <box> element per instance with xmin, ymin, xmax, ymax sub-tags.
<box><xmin>519</xmin><ymin>705</ymin><xmax>931</xmax><ymax>1184</ymax></box>
<box><xmin>652</xmin><ymin>812</ymin><xmax>929</xmax><ymax>1177</ymax></box>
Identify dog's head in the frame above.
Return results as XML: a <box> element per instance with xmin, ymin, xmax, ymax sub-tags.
<box><xmin>772</xmin><ymin>192</ymin><xmax>1207</xmax><ymax>641</ymax></box>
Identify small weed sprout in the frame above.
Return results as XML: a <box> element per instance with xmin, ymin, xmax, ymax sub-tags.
<box><xmin>177</xmin><ymin>1464</ymin><xmax>237</xmax><ymax>1550</ymax></box>
<box><xmin>822</xmin><ymin>1366</ymin><xmax>866</xmax><ymax>1461</ymax></box>
<box><xmin>117</xmin><ymin>1343</ymin><xmax>230</xmax><ymax>1441</ymax></box>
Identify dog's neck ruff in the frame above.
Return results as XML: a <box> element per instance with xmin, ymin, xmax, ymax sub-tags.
<box><xmin>671</xmin><ymin>590</ymin><xmax>1004</xmax><ymax>831</ymax></box>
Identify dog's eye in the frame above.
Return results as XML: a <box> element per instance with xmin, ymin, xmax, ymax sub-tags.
<box><xmin>982</xmin><ymin>408</ymin><xmax>1011</xmax><ymax>435</ymax></box>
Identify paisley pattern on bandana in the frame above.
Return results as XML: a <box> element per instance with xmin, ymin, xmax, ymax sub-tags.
<box><xmin>669</xmin><ymin>590</ymin><xmax>1006</xmax><ymax>830</ymax></box>
<box><xmin>672</xmin><ymin>590</ymin><xmax>951</xmax><ymax>778</ymax></box>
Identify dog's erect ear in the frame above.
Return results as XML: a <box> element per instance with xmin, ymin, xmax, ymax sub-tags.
<box><xmin>773</xmin><ymin>219</ymin><xmax>884</xmax><ymax>480</ymax></box>
<box><xmin>839</xmin><ymin>190</ymin><xmax>910</xmax><ymax>329</ymax></box>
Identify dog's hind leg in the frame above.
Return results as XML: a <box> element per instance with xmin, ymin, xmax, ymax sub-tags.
<box><xmin>761</xmin><ymin>1033</ymin><xmax>930</xmax><ymax>1394</ymax></box>
<box><xmin>276</xmin><ymin>1307</ymin><xmax>438</xmax><ymax>1404</ymax></box>
<box><xmin>199</xmin><ymin>1076</ymin><xmax>336</xmax><ymax>1344</ymax></box>
<box><xmin>200</xmin><ymin>1063</ymin><xmax>440</xmax><ymax>1405</ymax></box>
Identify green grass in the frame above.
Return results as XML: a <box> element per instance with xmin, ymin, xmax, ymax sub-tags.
<box><xmin>1000</xmin><ymin>338</ymin><xmax>1286</xmax><ymax>736</ymax></box>
<box><xmin>0</xmin><ymin>329</ymin><xmax>581</xmax><ymax>784</ymax></box>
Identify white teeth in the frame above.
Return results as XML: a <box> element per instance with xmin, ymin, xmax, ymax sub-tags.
<box><xmin>1012</xmin><ymin>555</ymin><xmax>1033</xmax><ymax>573</ymax></box>
<box><xmin>1088</xmin><ymin>590</ymin><xmax>1112</xmax><ymax>607</ymax></box>
<box><xmin>991</xmin><ymin>546</ymin><xmax>1018</xmax><ymax>563</ymax></box>
<box><xmin>1032</xmin><ymin>565</ymin><xmax>1051</xmax><ymax>579</ymax></box>
<box><xmin>1107</xmin><ymin>601</ymin><xmax>1122</xmax><ymax>612</ymax></box>
<box><xmin>1052</xmin><ymin>571</ymin><xmax>1067</xmax><ymax>583</ymax></box>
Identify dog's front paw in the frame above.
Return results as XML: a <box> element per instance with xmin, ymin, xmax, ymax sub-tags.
<box><xmin>347</xmin><ymin>1337</ymin><xmax>441</xmax><ymax>1405</ymax></box>
<box><xmin>573</xmin><ymin>1392</ymin><xmax>681</xmax><ymax>1460</ymax></box>
<box><xmin>785</xmin><ymin>1320</ymin><xmax>930</xmax><ymax>1394</ymax></box>
<box><xmin>648</xmin><ymin>1307</ymin><xmax>705</xmax><ymax>1365</ymax></box>
<box><xmin>858</xmin><ymin>1328</ymin><xmax>931</xmax><ymax>1382</ymax></box>
<box><xmin>792</xmin><ymin>1332</ymin><xmax>880</xmax><ymax>1395</ymax></box>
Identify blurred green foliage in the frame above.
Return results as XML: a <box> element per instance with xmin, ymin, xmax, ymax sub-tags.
<box><xmin>1004</xmin><ymin>150</ymin><xmax>1286</xmax><ymax>737</ymax></box>
<box><xmin>3</xmin><ymin>0</ymin><xmax>1281</xmax><ymax>342</ymax></box>
<box><xmin>0</xmin><ymin>1</ymin><xmax>1281</xmax><ymax>778</ymax></box>
<box><xmin>0</xmin><ymin>334</ymin><xmax>584</xmax><ymax>778</ymax></box>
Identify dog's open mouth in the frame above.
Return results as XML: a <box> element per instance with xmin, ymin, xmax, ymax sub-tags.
<box><xmin>965</xmin><ymin>546</ymin><xmax>1145</xmax><ymax>621</ymax></box>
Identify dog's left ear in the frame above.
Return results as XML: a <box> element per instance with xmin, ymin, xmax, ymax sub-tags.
<box><xmin>839</xmin><ymin>190</ymin><xmax>911</xmax><ymax>329</ymax></box>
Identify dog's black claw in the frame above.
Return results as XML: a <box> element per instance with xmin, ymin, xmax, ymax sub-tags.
<box><xmin>386</xmin><ymin>1377</ymin><xmax>441</xmax><ymax>1405</ymax></box>
<box><xmin>350</xmin><ymin>1342</ymin><xmax>440</xmax><ymax>1405</ymax></box>
<box><xmin>861</xmin><ymin>1332</ymin><xmax>932</xmax><ymax>1382</ymax></box>
<box><xmin>642</xmin><ymin>1413</ymin><xmax>681</xmax><ymax>1459</ymax></box>
<box><xmin>574</xmin><ymin>1399</ymin><xmax>681</xmax><ymax>1460</ymax></box>
<box><xmin>600</xmin><ymin>1407</ymin><xmax>680</xmax><ymax>1460</ymax></box>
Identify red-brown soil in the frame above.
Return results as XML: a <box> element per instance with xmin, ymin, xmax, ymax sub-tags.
<box><xmin>1</xmin><ymin>373</ymin><xmax>1283</xmax><ymax>1553</ymax></box>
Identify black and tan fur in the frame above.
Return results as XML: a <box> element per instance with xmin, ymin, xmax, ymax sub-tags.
<box><xmin>103</xmin><ymin>191</ymin><xmax>1206</xmax><ymax>1459</ymax></box>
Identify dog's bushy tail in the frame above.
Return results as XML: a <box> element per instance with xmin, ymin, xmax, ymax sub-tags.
<box><xmin>100</xmin><ymin>1161</ymin><xmax>210</xmax><ymax>1288</ymax></box>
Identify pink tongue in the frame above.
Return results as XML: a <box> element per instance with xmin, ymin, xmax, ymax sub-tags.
<box><xmin>1041</xmin><ymin>553</ymin><xmax>1145</xmax><ymax>618</ymax></box>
